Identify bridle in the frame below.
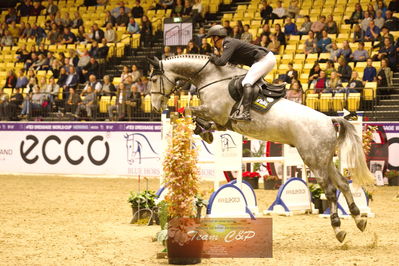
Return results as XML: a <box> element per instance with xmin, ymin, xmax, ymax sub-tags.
<box><xmin>150</xmin><ymin>58</ymin><xmax>211</xmax><ymax>98</ymax></box>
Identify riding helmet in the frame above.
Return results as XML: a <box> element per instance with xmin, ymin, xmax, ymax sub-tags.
<box><xmin>206</xmin><ymin>25</ymin><xmax>228</xmax><ymax>38</ymax></box>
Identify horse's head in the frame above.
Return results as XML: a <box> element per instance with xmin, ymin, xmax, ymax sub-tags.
<box><xmin>147</xmin><ymin>57</ymin><xmax>175</xmax><ymax>112</ymax></box>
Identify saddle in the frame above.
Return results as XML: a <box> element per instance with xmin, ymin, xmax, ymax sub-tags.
<box><xmin>228</xmin><ymin>76</ymin><xmax>286</xmax><ymax>113</ymax></box>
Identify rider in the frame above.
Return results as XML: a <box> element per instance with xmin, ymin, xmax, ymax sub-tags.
<box><xmin>206</xmin><ymin>24</ymin><xmax>277</xmax><ymax>121</ymax></box>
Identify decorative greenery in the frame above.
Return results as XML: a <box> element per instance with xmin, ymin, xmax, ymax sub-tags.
<box><xmin>309</xmin><ymin>184</ymin><xmax>324</xmax><ymax>200</ymax></box>
<box><xmin>163</xmin><ymin>117</ymin><xmax>200</xmax><ymax>218</ymax></box>
<box><xmin>363</xmin><ymin>125</ymin><xmax>377</xmax><ymax>156</ymax></box>
<box><xmin>365</xmin><ymin>190</ymin><xmax>374</xmax><ymax>202</ymax></box>
<box><xmin>243</xmin><ymin>140</ymin><xmax>266</xmax><ymax>171</ymax></box>
<box><xmin>127</xmin><ymin>190</ymin><xmax>157</xmax><ymax>209</ymax></box>
<box><xmin>243</xmin><ymin>171</ymin><xmax>261</xmax><ymax>179</ymax></box>
<box><xmin>385</xmin><ymin>170</ymin><xmax>399</xmax><ymax>179</ymax></box>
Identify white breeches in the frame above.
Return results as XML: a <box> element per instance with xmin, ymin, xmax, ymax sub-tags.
<box><xmin>241</xmin><ymin>51</ymin><xmax>277</xmax><ymax>86</ymax></box>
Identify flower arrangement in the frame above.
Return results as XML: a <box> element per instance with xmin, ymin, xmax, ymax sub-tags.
<box><xmin>242</xmin><ymin>171</ymin><xmax>261</xmax><ymax>179</ymax></box>
<box><xmin>385</xmin><ymin>170</ymin><xmax>399</xmax><ymax>179</ymax></box>
<box><xmin>363</xmin><ymin>125</ymin><xmax>377</xmax><ymax>156</ymax></box>
<box><xmin>163</xmin><ymin>117</ymin><xmax>200</xmax><ymax>218</ymax></box>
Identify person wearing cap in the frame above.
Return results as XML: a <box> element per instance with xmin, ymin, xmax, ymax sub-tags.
<box><xmin>206</xmin><ymin>24</ymin><xmax>276</xmax><ymax>121</ymax></box>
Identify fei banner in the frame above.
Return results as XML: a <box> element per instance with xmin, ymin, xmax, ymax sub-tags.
<box><xmin>0</xmin><ymin>122</ymin><xmax>163</xmax><ymax>177</ymax></box>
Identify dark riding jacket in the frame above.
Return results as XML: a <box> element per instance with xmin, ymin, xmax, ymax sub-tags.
<box><xmin>210</xmin><ymin>37</ymin><xmax>270</xmax><ymax>67</ymax></box>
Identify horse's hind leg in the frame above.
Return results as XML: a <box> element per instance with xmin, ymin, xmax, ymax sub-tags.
<box><xmin>330</xmin><ymin>166</ymin><xmax>367</xmax><ymax>232</ymax></box>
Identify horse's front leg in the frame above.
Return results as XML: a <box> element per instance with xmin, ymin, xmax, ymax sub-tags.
<box><xmin>188</xmin><ymin>105</ymin><xmax>217</xmax><ymax>144</ymax></box>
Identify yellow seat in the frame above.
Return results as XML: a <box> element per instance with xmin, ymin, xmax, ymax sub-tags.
<box><xmin>99</xmin><ymin>96</ymin><xmax>111</xmax><ymax>113</ymax></box>
<box><xmin>333</xmin><ymin>93</ymin><xmax>345</xmax><ymax>111</ymax></box>
<box><xmin>347</xmin><ymin>93</ymin><xmax>361</xmax><ymax>111</ymax></box>
<box><xmin>319</xmin><ymin>93</ymin><xmax>333</xmax><ymax>112</ymax></box>
<box><xmin>306</xmin><ymin>93</ymin><xmax>319</xmax><ymax>110</ymax></box>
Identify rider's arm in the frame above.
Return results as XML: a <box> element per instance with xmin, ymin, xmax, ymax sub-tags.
<box><xmin>210</xmin><ymin>40</ymin><xmax>235</xmax><ymax>66</ymax></box>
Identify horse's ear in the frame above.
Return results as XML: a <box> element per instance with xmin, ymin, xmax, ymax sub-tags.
<box><xmin>147</xmin><ymin>57</ymin><xmax>159</xmax><ymax>68</ymax></box>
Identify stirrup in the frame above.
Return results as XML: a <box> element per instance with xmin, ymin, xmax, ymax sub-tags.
<box><xmin>230</xmin><ymin>111</ymin><xmax>251</xmax><ymax>121</ymax></box>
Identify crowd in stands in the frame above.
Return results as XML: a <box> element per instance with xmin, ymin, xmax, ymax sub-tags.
<box><xmin>0</xmin><ymin>0</ymin><xmax>399</xmax><ymax>120</ymax></box>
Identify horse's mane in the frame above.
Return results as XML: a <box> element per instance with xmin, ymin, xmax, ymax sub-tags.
<box><xmin>163</xmin><ymin>54</ymin><xmax>239</xmax><ymax>69</ymax></box>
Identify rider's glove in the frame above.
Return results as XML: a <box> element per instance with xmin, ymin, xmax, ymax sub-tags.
<box><xmin>209</xmin><ymin>55</ymin><xmax>218</xmax><ymax>63</ymax></box>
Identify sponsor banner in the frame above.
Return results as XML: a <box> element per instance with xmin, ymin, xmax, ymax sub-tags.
<box><xmin>168</xmin><ymin>218</ymin><xmax>273</xmax><ymax>258</ymax></box>
<box><xmin>0</xmin><ymin>122</ymin><xmax>217</xmax><ymax>179</ymax></box>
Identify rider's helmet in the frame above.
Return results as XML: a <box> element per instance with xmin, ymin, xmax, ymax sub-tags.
<box><xmin>206</xmin><ymin>25</ymin><xmax>228</xmax><ymax>38</ymax></box>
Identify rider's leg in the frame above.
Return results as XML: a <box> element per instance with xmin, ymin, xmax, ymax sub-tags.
<box><xmin>232</xmin><ymin>52</ymin><xmax>276</xmax><ymax>121</ymax></box>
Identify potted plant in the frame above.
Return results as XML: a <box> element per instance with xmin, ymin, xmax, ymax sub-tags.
<box><xmin>309</xmin><ymin>184</ymin><xmax>325</xmax><ymax>213</ymax></box>
<box><xmin>263</xmin><ymin>175</ymin><xmax>281</xmax><ymax>190</ymax></box>
<box><xmin>163</xmin><ymin>117</ymin><xmax>203</xmax><ymax>265</ymax></box>
<box><xmin>386</xmin><ymin>170</ymin><xmax>399</xmax><ymax>186</ymax></box>
<box><xmin>242</xmin><ymin>171</ymin><xmax>261</xmax><ymax>189</ymax></box>
<box><xmin>128</xmin><ymin>190</ymin><xmax>157</xmax><ymax>224</ymax></box>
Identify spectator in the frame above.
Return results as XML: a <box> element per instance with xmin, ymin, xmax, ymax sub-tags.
<box><xmin>65</xmin><ymin>88</ymin><xmax>81</xmax><ymax>113</ymax></box>
<box><xmin>337</xmin><ymin>57</ymin><xmax>352</xmax><ymax>82</ymax></box>
<box><xmin>365</xmin><ymin>20</ymin><xmax>381</xmax><ymax>41</ymax></box>
<box><xmin>232</xmin><ymin>26</ymin><xmax>241</xmax><ymax>39</ymax></box>
<box><xmin>260</xmin><ymin>24</ymin><xmax>271</xmax><ymax>38</ymax></box>
<box><xmin>111</xmin><ymin>1</ymin><xmax>130</xmax><ymax>18</ymax></box>
<box><xmin>15</xmin><ymin>69</ymin><xmax>29</xmax><ymax>89</ymax></box>
<box><xmin>241</xmin><ymin>24</ymin><xmax>253</xmax><ymax>43</ymax></box>
<box><xmin>71</xmin><ymin>12</ymin><xmax>83</xmax><ymax>29</ymax></box>
<box><xmin>64</xmin><ymin>66</ymin><xmax>79</xmax><ymax>91</ymax></box>
<box><xmin>21</xmin><ymin>22</ymin><xmax>33</xmax><ymax>39</ymax></box>
<box><xmin>131</xmin><ymin>64</ymin><xmax>142</xmax><ymax>83</ymax></box>
<box><xmin>324</xmin><ymin>71</ymin><xmax>343</xmax><ymax>94</ymax></box>
<box><xmin>360</xmin><ymin>11</ymin><xmax>373</xmax><ymax>32</ymax></box>
<box><xmin>121</xmin><ymin>66</ymin><xmax>131</xmax><ymax>84</ymax></box>
<box><xmin>54</xmin><ymin>11</ymin><xmax>62</xmax><ymax>26</ymax></box>
<box><xmin>304</xmin><ymin>31</ymin><xmax>317</xmax><ymax>54</ymax></box>
<box><xmin>352</xmin><ymin>24</ymin><xmax>364</xmax><ymax>42</ymax></box>
<box><xmin>140</xmin><ymin>15</ymin><xmax>152</xmax><ymax>47</ymax></box>
<box><xmin>1</xmin><ymin>30</ymin><xmax>14</xmax><ymax>46</ymax></box>
<box><xmin>388</xmin><ymin>0</ymin><xmax>399</xmax><ymax>12</ymax></box>
<box><xmin>116</xmin><ymin>7</ymin><xmax>130</xmax><ymax>26</ymax></box>
<box><xmin>193</xmin><ymin>27</ymin><xmax>206</xmax><ymax>46</ymax></box>
<box><xmin>57</xmin><ymin>67</ymin><xmax>68</xmax><ymax>87</ymax></box>
<box><xmin>260</xmin><ymin>0</ymin><xmax>273</xmax><ymax>23</ymax></box>
<box><xmin>286</xmin><ymin>81</ymin><xmax>302</xmax><ymax>104</ymax></box>
<box><xmin>374</xmin><ymin>26</ymin><xmax>394</xmax><ymax>49</ymax></box>
<box><xmin>272</xmin><ymin>0</ymin><xmax>287</xmax><ymax>19</ymax></box>
<box><xmin>363</xmin><ymin>58</ymin><xmax>377</xmax><ymax>82</ymax></box>
<box><xmin>0</xmin><ymin>89</ymin><xmax>9</xmax><ymax>120</ymax></box>
<box><xmin>101</xmin><ymin>75</ymin><xmax>116</xmax><ymax>96</ymax></box>
<box><xmin>18</xmin><ymin>0</ymin><xmax>31</xmax><ymax>17</ymax></box>
<box><xmin>377</xmin><ymin>38</ymin><xmax>397</xmax><ymax>71</ymax></box>
<box><xmin>20</xmin><ymin>86</ymin><xmax>46</xmax><ymax>118</ymax></box>
<box><xmin>223</xmin><ymin>20</ymin><xmax>233</xmax><ymax>37</ymax></box>
<box><xmin>384</xmin><ymin>10</ymin><xmax>399</xmax><ymax>31</ymax></box>
<box><xmin>131</xmin><ymin>0</ymin><xmax>144</xmax><ymax>18</ymax></box>
<box><xmin>61</xmin><ymin>12</ymin><xmax>72</xmax><ymax>28</ymax></box>
<box><xmin>267</xmin><ymin>33</ymin><xmax>280</xmax><ymax>54</ymax></box>
<box><xmin>313</xmin><ymin>70</ymin><xmax>328</xmax><ymax>93</ymax></box>
<box><xmin>324</xmin><ymin>60</ymin><xmax>336</xmax><ymax>77</ymax></box>
<box><xmin>30</xmin><ymin>1</ymin><xmax>45</xmax><ymax>16</ymax></box>
<box><xmin>284</xmin><ymin>62</ymin><xmax>298</xmax><ymax>84</ymax></box>
<box><xmin>310</xmin><ymin>15</ymin><xmax>326</xmax><ymax>38</ymax></box>
<box><xmin>8</xmin><ymin>21</ymin><xmax>20</xmax><ymax>41</ymax></box>
<box><xmin>287</xmin><ymin>0</ymin><xmax>299</xmax><ymax>18</ymax></box>
<box><xmin>274</xmin><ymin>24</ymin><xmax>286</xmax><ymax>45</ymax></box>
<box><xmin>317</xmin><ymin>30</ymin><xmax>332</xmax><ymax>52</ymax></box>
<box><xmin>325</xmin><ymin>15</ymin><xmax>338</xmax><ymax>34</ymax></box>
<box><xmin>123</xmin><ymin>75</ymin><xmax>134</xmax><ymax>88</ymax></box>
<box><xmin>186</xmin><ymin>40</ymin><xmax>199</xmax><ymax>54</ymax></box>
<box><xmin>308</xmin><ymin>62</ymin><xmax>321</xmax><ymax>86</ymax></box>
<box><xmin>182</xmin><ymin>0</ymin><xmax>193</xmax><ymax>17</ymax></box>
<box><xmin>82</xmin><ymin>58</ymin><xmax>100</xmax><ymax>80</ymax></box>
<box><xmin>258</xmin><ymin>35</ymin><xmax>270</xmax><ymax>48</ymax></box>
<box><xmin>104</xmin><ymin>23</ymin><xmax>116</xmax><ymax>43</ymax></box>
<box><xmin>31</xmin><ymin>53</ymin><xmax>49</xmax><ymax>71</ymax></box>
<box><xmin>336</xmin><ymin>40</ymin><xmax>352</xmax><ymax>62</ymax></box>
<box><xmin>89</xmin><ymin>40</ymin><xmax>100</xmax><ymax>58</ymax></box>
<box><xmin>341</xmin><ymin>71</ymin><xmax>364</xmax><ymax>93</ymax></box>
<box><xmin>298</xmin><ymin>15</ymin><xmax>312</xmax><ymax>35</ymax></box>
<box><xmin>43</xmin><ymin>77</ymin><xmax>60</xmax><ymax>103</ymax></box>
<box><xmin>103</xmin><ymin>10</ymin><xmax>116</xmax><ymax>27</ymax></box>
<box><xmin>126</xmin><ymin>84</ymin><xmax>142</xmax><ymax>119</ymax></box>
<box><xmin>46</xmin><ymin>0</ymin><xmax>58</xmax><ymax>16</ymax></box>
<box><xmin>31</xmin><ymin>23</ymin><xmax>47</xmax><ymax>45</ymax></box>
<box><xmin>61</xmin><ymin>27</ymin><xmax>77</xmax><ymax>44</ymax></box>
<box><xmin>75</xmin><ymin>86</ymin><xmax>97</xmax><ymax>120</ymax></box>
<box><xmin>284</xmin><ymin>17</ymin><xmax>297</xmax><ymax>37</ymax></box>
<box><xmin>3</xmin><ymin>70</ymin><xmax>17</xmax><ymax>89</ymax></box>
<box><xmin>345</xmin><ymin>3</ymin><xmax>364</xmax><ymax>24</ymax></box>
<box><xmin>83</xmin><ymin>74</ymin><xmax>102</xmax><ymax>93</ymax></box>
<box><xmin>176</xmin><ymin>47</ymin><xmax>184</xmax><ymax>56</ymax></box>
<box><xmin>48</xmin><ymin>23</ymin><xmax>61</xmax><ymax>44</ymax></box>
<box><xmin>98</xmin><ymin>38</ymin><xmax>110</xmax><ymax>59</ymax></box>
<box><xmin>108</xmin><ymin>83</ymin><xmax>128</xmax><ymax>121</ymax></box>
<box><xmin>135</xmin><ymin>76</ymin><xmax>149</xmax><ymax>95</ymax></box>
<box><xmin>374</xmin><ymin>10</ymin><xmax>385</xmax><ymax>29</ymax></box>
<box><xmin>173</xmin><ymin>0</ymin><xmax>184</xmax><ymax>17</ymax></box>
<box><xmin>162</xmin><ymin>46</ymin><xmax>174</xmax><ymax>59</ymax></box>
<box><xmin>5</xmin><ymin>8</ymin><xmax>18</xmax><ymax>24</ymax></box>
<box><xmin>77</xmin><ymin>49</ymin><xmax>91</xmax><ymax>69</ymax></box>
<box><xmin>156</xmin><ymin>0</ymin><xmax>174</xmax><ymax>10</ymax></box>
<box><xmin>377</xmin><ymin>58</ymin><xmax>393</xmax><ymax>89</ymax></box>
<box><xmin>199</xmin><ymin>38</ymin><xmax>212</xmax><ymax>54</ymax></box>
<box><xmin>7</xmin><ymin>88</ymin><xmax>23</xmax><ymax>120</ymax></box>
<box><xmin>89</xmin><ymin>23</ymin><xmax>105</xmax><ymax>43</ymax></box>
<box><xmin>127</xmin><ymin>18</ymin><xmax>140</xmax><ymax>35</ymax></box>
<box><xmin>350</xmin><ymin>42</ymin><xmax>368</xmax><ymax>62</ymax></box>
<box><xmin>367</xmin><ymin>3</ymin><xmax>376</xmax><ymax>18</ymax></box>
<box><xmin>192</xmin><ymin>0</ymin><xmax>204</xmax><ymax>27</ymax></box>
<box><xmin>24</xmin><ymin>52</ymin><xmax>38</xmax><ymax>70</ymax></box>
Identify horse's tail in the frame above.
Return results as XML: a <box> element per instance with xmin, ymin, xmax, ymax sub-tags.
<box><xmin>332</xmin><ymin>118</ymin><xmax>374</xmax><ymax>186</ymax></box>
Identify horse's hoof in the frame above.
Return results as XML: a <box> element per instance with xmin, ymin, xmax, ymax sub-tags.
<box><xmin>356</xmin><ymin>218</ymin><xmax>367</xmax><ymax>232</ymax></box>
<box><xmin>199</xmin><ymin>132</ymin><xmax>213</xmax><ymax>144</ymax></box>
<box><xmin>336</xmin><ymin>230</ymin><xmax>347</xmax><ymax>243</ymax></box>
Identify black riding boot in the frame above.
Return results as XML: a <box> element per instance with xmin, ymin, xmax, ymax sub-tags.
<box><xmin>231</xmin><ymin>83</ymin><xmax>254</xmax><ymax>121</ymax></box>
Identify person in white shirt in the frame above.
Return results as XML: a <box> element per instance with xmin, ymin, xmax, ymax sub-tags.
<box><xmin>272</xmin><ymin>0</ymin><xmax>287</xmax><ymax>19</ymax></box>
<box><xmin>83</xmin><ymin>74</ymin><xmax>102</xmax><ymax>93</ymax></box>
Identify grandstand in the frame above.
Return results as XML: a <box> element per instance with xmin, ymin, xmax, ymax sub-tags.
<box><xmin>0</xmin><ymin>0</ymin><xmax>398</xmax><ymax>121</ymax></box>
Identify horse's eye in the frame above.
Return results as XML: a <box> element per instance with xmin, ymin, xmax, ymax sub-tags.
<box><xmin>151</xmin><ymin>77</ymin><xmax>157</xmax><ymax>82</ymax></box>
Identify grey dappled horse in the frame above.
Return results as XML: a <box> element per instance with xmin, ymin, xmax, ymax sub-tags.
<box><xmin>148</xmin><ymin>54</ymin><xmax>375</xmax><ymax>242</ymax></box>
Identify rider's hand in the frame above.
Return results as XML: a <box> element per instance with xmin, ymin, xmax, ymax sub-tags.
<box><xmin>209</xmin><ymin>54</ymin><xmax>218</xmax><ymax>63</ymax></box>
